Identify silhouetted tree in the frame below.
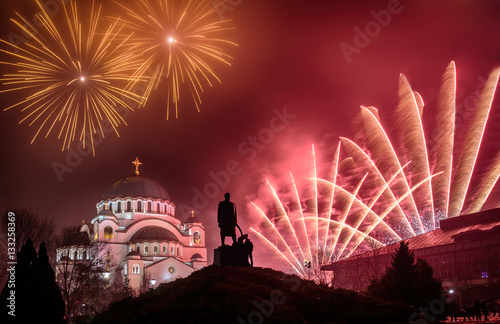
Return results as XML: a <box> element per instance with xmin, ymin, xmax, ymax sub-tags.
<box><xmin>56</xmin><ymin>225</ymin><xmax>106</xmax><ymax>317</ymax></box>
<box><xmin>367</xmin><ymin>241</ymin><xmax>442</xmax><ymax>309</ymax></box>
<box><xmin>1</xmin><ymin>239</ymin><xmax>65</xmax><ymax>323</ymax></box>
<box><xmin>0</xmin><ymin>209</ymin><xmax>57</xmax><ymax>287</ymax></box>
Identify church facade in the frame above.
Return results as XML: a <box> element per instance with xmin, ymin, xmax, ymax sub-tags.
<box><xmin>57</xmin><ymin>158</ymin><xmax>207</xmax><ymax>292</ymax></box>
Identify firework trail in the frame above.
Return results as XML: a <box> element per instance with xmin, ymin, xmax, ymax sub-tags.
<box><xmin>250</xmin><ymin>62</ymin><xmax>500</xmax><ymax>280</ymax></box>
<box><xmin>0</xmin><ymin>0</ymin><xmax>144</xmax><ymax>153</ymax></box>
<box><xmin>113</xmin><ymin>0</ymin><xmax>237</xmax><ymax>119</ymax></box>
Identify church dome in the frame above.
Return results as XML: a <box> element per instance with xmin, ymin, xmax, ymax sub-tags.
<box><xmin>130</xmin><ymin>226</ymin><xmax>179</xmax><ymax>243</ymax></box>
<box><xmin>102</xmin><ymin>175</ymin><xmax>171</xmax><ymax>201</ymax></box>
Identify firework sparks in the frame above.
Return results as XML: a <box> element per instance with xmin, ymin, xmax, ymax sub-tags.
<box><xmin>0</xmin><ymin>0</ymin><xmax>144</xmax><ymax>153</ymax></box>
<box><xmin>113</xmin><ymin>0</ymin><xmax>237</xmax><ymax>119</ymax></box>
<box><xmin>250</xmin><ymin>62</ymin><xmax>500</xmax><ymax>281</ymax></box>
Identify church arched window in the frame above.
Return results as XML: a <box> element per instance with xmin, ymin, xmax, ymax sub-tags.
<box><xmin>162</xmin><ymin>246</ymin><xmax>167</xmax><ymax>254</ymax></box>
<box><xmin>157</xmin><ymin>203</ymin><xmax>161</xmax><ymax>213</ymax></box>
<box><xmin>104</xmin><ymin>226</ymin><xmax>113</xmax><ymax>239</ymax></box>
<box><xmin>171</xmin><ymin>246</ymin><xmax>174</xmax><ymax>255</ymax></box>
<box><xmin>127</xmin><ymin>201</ymin><xmax>132</xmax><ymax>212</ymax></box>
<box><xmin>148</xmin><ymin>202</ymin><xmax>152</xmax><ymax>213</ymax></box>
<box><xmin>82</xmin><ymin>250</ymin><xmax>87</xmax><ymax>260</ymax></box>
<box><xmin>137</xmin><ymin>201</ymin><xmax>142</xmax><ymax>212</ymax></box>
<box><xmin>109</xmin><ymin>204</ymin><xmax>113</xmax><ymax>212</ymax></box>
<box><xmin>117</xmin><ymin>202</ymin><xmax>121</xmax><ymax>213</ymax></box>
<box><xmin>132</xmin><ymin>264</ymin><xmax>140</xmax><ymax>274</ymax></box>
<box><xmin>154</xmin><ymin>245</ymin><xmax>158</xmax><ymax>255</ymax></box>
<box><xmin>136</xmin><ymin>246</ymin><xmax>140</xmax><ymax>253</ymax></box>
<box><xmin>193</xmin><ymin>232</ymin><xmax>201</xmax><ymax>244</ymax></box>
<box><xmin>144</xmin><ymin>245</ymin><xmax>149</xmax><ymax>255</ymax></box>
<box><xmin>177</xmin><ymin>247</ymin><xmax>180</xmax><ymax>256</ymax></box>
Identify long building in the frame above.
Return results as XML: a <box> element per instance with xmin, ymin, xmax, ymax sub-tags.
<box><xmin>322</xmin><ymin>208</ymin><xmax>500</xmax><ymax>309</ymax></box>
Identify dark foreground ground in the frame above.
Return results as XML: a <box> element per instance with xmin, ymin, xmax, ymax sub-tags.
<box><xmin>86</xmin><ymin>266</ymin><xmax>411</xmax><ymax>324</ymax></box>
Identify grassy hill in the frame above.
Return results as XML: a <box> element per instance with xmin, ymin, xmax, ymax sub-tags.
<box><xmin>90</xmin><ymin>266</ymin><xmax>410</xmax><ymax>324</ymax></box>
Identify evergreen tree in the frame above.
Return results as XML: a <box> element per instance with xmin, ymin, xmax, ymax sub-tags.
<box><xmin>1</xmin><ymin>239</ymin><xmax>65</xmax><ymax>323</ymax></box>
<box><xmin>367</xmin><ymin>241</ymin><xmax>442</xmax><ymax>309</ymax></box>
<box><xmin>37</xmin><ymin>242</ymin><xmax>66</xmax><ymax>322</ymax></box>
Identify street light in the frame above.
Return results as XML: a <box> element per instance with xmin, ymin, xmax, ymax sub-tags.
<box><xmin>150</xmin><ymin>278</ymin><xmax>157</xmax><ymax>288</ymax></box>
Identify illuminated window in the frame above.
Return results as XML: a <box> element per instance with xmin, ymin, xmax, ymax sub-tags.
<box><xmin>144</xmin><ymin>245</ymin><xmax>149</xmax><ymax>255</ymax></box>
<box><xmin>132</xmin><ymin>264</ymin><xmax>140</xmax><ymax>274</ymax></box>
<box><xmin>137</xmin><ymin>201</ymin><xmax>142</xmax><ymax>212</ymax></box>
<box><xmin>193</xmin><ymin>232</ymin><xmax>201</xmax><ymax>244</ymax></box>
<box><xmin>162</xmin><ymin>246</ymin><xmax>167</xmax><ymax>254</ymax></box>
<box><xmin>168</xmin><ymin>265</ymin><xmax>176</xmax><ymax>274</ymax></box>
<box><xmin>148</xmin><ymin>202</ymin><xmax>152</xmax><ymax>213</ymax></box>
<box><xmin>127</xmin><ymin>201</ymin><xmax>132</xmax><ymax>212</ymax></box>
<box><xmin>104</xmin><ymin>226</ymin><xmax>113</xmax><ymax>239</ymax></box>
<box><xmin>154</xmin><ymin>246</ymin><xmax>158</xmax><ymax>255</ymax></box>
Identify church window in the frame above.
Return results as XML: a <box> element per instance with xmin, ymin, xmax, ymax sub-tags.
<box><xmin>127</xmin><ymin>201</ymin><xmax>132</xmax><ymax>212</ymax></box>
<box><xmin>136</xmin><ymin>246</ymin><xmax>140</xmax><ymax>253</ymax></box>
<box><xmin>148</xmin><ymin>202</ymin><xmax>152</xmax><ymax>212</ymax></box>
<box><xmin>82</xmin><ymin>250</ymin><xmax>87</xmax><ymax>260</ymax></box>
<box><xmin>193</xmin><ymin>232</ymin><xmax>201</xmax><ymax>244</ymax></box>
<box><xmin>154</xmin><ymin>245</ymin><xmax>158</xmax><ymax>255</ymax></box>
<box><xmin>157</xmin><ymin>203</ymin><xmax>161</xmax><ymax>213</ymax></box>
<box><xmin>165</xmin><ymin>204</ymin><xmax>168</xmax><ymax>213</ymax></box>
<box><xmin>168</xmin><ymin>265</ymin><xmax>176</xmax><ymax>274</ymax></box>
<box><xmin>144</xmin><ymin>245</ymin><xmax>149</xmax><ymax>255</ymax></box>
<box><xmin>171</xmin><ymin>246</ymin><xmax>174</xmax><ymax>255</ymax></box>
<box><xmin>162</xmin><ymin>246</ymin><xmax>167</xmax><ymax>254</ymax></box>
<box><xmin>109</xmin><ymin>204</ymin><xmax>113</xmax><ymax>212</ymax></box>
<box><xmin>117</xmin><ymin>202</ymin><xmax>121</xmax><ymax>212</ymax></box>
<box><xmin>177</xmin><ymin>247</ymin><xmax>180</xmax><ymax>256</ymax></box>
<box><xmin>132</xmin><ymin>264</ymin><xmax>140</xmax><ymax>274</ymax></box>
<box><xmin>104</xmin><ymin>226</ymin><xmax>113</xmax><ymax>239</ymax></box>
<box><xmin>124</xmin><ymin>264</ymin><xmax>128</xmax><ymax>275</ymax></box>
<box><xmin>137</xmin><ymin>201</ymin><xmax>142</xmax><ymax>212</ymax></box>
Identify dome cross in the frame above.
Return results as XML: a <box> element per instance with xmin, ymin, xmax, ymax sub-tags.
<box><xmin>132</xmin><ymin>157</ymin><xmax>142</xmax><ymax>175</ymax></box>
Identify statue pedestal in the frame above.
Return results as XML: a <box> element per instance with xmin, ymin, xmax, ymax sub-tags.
<box><xmin>213</xmin><ymin>244</ymin><xmax>252</xmax><ymax>267</ymax></box>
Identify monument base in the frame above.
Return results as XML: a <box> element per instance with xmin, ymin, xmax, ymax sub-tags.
<box><xmin>213</xmin><ymin>244</ymin><xmax>252</xmax><ymax>267</ymax></box>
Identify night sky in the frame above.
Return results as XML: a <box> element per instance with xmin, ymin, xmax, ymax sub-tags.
<box><xmin>1</xmin><ymin>0</ymin><xmax>499</xmax><ymax>268</ymax></box>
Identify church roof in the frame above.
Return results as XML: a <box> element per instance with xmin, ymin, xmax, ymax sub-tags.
<box><xmin>130</xmin><ymin>226</ymin><xmax>179</xmax><ymax>243</ymax></box>
<box><xmin>190</xmin><ymin>253</ymin><xmax>203</xmax><ymax>260</ymax></box>
<box><xmin>102</xmin><ymin>175</ymin><xmax>171</xmax><ymax>201</ymax></box>
<box><xmin>98</xmin><ymin>209</ymin><xmax>115</xmax><ymax>217</ymax></box>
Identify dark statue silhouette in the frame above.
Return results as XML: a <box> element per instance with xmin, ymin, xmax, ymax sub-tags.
<box><xmin>214</xmin><ymin>193</ymin><xmax>253</xmax><ymax>267</ymax></box>
<box><xmin>217</xmin><ymin>192</ymin><xmax>237</xmax><ymax>245</ymax></box>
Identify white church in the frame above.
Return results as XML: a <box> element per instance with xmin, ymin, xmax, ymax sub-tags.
<box><xmin>57</xmin><ymin>158</ymin><xmax>207</xmax><ymax>292</ymax></box>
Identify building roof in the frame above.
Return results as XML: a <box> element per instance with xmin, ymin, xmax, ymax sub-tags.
<box><xmin>191</xmin><ymin>253</ymin><xmax>203</xmax><ymax>260</ymax></box>
<box><xmin>102</xmin><ymin>175</ymin><xmax>171</xmax><ymax>201</ymax></box>
<box><xmin>323</xmin><ymin>208</ymin><xmax>500</xmax><ymax>269</ymax></box>
<box><xmin>130</xmin><ymin>226</ymin><xmax>179</xmax><ymax>243</ymax></box>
